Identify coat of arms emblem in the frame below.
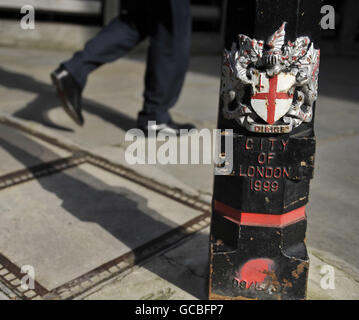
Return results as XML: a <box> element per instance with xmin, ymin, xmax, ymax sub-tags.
<box><xmin>221</xmin><ymin>22</ymin><xmax>320</xmax><ymax>133</ymax></box>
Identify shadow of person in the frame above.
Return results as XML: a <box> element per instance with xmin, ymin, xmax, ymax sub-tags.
<box><xmin>0</xmin><ymin>131</ymin><xmax>208</xmax><ymax>299</ymax></box>
<box><xmin>0</xmin><ymin>67</ymin><xmax>137</xmax><ymax>132</ymax></box>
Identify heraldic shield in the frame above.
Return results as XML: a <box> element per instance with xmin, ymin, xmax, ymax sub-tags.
<box><xmin>251</xmin><ymin>72</ymin><xmax>296</xmax><ymax>125</ymax></box>
<box><xmin>221</xmin><ymin>22</ymin><xmax>320</xmax><ymax>133</ymax></box>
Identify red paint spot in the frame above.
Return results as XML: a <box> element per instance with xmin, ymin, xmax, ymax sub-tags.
<box><xmin>235</xmin><ymin>258</ymin><xmax>275</xmax><ymax>289</ymax></box>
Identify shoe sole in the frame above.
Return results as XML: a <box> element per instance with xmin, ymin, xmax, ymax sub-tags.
<box><xmin>51</xmin><ymin>73</ymin><xmax>84</xmax><ymax>126</ymax></box>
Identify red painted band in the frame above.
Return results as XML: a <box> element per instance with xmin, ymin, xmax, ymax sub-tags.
<box><xmin>214</xmin><ymin>200</ymin><xmax>306</xmax><ymax>228</ymax></box>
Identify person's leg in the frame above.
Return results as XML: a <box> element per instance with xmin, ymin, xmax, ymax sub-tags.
<box><xmin>137</xmin><ymin>0</ymin><xmax>192</xmax><ymax>127</ymax></box>
<box><xmin>52</xmin><ymin>1</ymin><xmax>147</xmax><ymax>126</ymax></box>
<box><xmin>62</xmin><ymin>15</ymin><xmax>145</xmax><ymax>89</ymax></box>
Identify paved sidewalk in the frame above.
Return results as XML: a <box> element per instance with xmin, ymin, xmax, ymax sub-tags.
<box><xmin>0</xmin><ymin>47</ymin><xmax>358</xmax><ymax>300</ymax></box>
<box><xmin>0</xmin><ymin>292</ymin><xmax>9</xmax><ymax>300</ymax></box>
<box><xmin>80</xmin><ymin>228</ymin><xmax>359</xmax><ymax>300</ymax></box>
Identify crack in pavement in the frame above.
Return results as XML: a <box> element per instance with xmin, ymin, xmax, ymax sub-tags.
<box><xmin>161</xmin><ymin>254</ymin><xmax>206</xmax><ymax>280</ymax></box>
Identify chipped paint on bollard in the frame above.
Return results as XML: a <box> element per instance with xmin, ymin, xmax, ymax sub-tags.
<box><xmin>209</xmin><ymin>0</ymin><xmax>321</xmax><ymax>300</ymax></box>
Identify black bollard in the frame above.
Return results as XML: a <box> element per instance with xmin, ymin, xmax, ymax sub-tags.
<box><xmin>209</xmin><ymin>0</ymin><xmax>321</xmax><ymax>300</ymax></box>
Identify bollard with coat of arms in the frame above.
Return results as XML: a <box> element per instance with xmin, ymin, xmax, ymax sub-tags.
<box><xmin>209</xmin><ymin>0</ymin><xmax>321</xmax><ymax>300</ymax></box>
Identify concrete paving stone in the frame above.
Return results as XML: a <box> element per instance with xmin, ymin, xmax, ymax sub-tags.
<box><xmin>17</xmin><ymin>286</ymin><xmax>27</xmax><ymax>293</ymax></box>
<box><xmin>80</xmin><ymin>280</ymin><xmax>93</xmax><ymax>288</ymax></box>
<box><xmin>0</xmin><ymin>291</ymin><xmax>9</xmax><ymax>300</ymax></box>
<box><xmin>0</xmin><ymin>269</ymin><xmax>8</xmax><ymax>276</ymax></box>
<box><xmin>315</xmin><ymin>96</ymin><xmax>359</xmax><ymax>142</ymax></box>
<box><xmin>307</xmin><ymin>134</ymin><xmax>359</xmax><ymax>274</ymax></box>
<box><xmin>4</xmin><ymin>273</ymin><xmax>16</xmax><ymax>281</ymax></box>
<box><xmin>0</xmin><ymin>163</ymin><xmax>201</xmax><ymax>291</ymax></box>
<box><xmin>10</xmin><ymin>279</ymin><xmax>21</xmax><ymax>286</ymax></box>
<box><xmin>83</xmin><ymin>227</ymin><xmax>359</xmax><ymax>300</ymax></box>
<box><xmin>308</xmin><ymin>250</ymin><xmax>359</xmax><ymax>300</ymax></box>
<box><xmin>0</xmin><ymin>281</ymin><xmax>16</xmax><ymax>300</ymax></box>
<box><xmin>83</xmin><ymin>231</ymin><xmax>209</xmax><ymax>300</ymax></box>
<box><xmin>24</xmin><ymin>290</ymin><xmax>36</xmax><ymax>298</ymax></box>
<box><xmin>59</xmin><ymin>291</ymin><xmax>73</xmax><ymax>300</ymax></box>
<box><xmin>83</xmin><ymin>260</ymin><xmax>201</xmax><ymax>300</ymax></box>
<box><xmin>0</xmin><ymin>123</ymin><xmax>71</xmax><ymax>176</ymax></box>
<box><xmin>93</xmin><ymin>137</ymin><xmax>215</xmax><ymax>198</ymax></box>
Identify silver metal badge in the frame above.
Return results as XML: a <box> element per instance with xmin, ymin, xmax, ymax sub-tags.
<box><xmin>221</xmin><ymin>22</ymin><xmax>320</xmax><ymax>133</ymax></box>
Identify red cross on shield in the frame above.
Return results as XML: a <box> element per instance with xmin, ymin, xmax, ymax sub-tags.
<box><xmin>251</xmin><ymin>72</ymin><xmax>296</xmax><ymax>125</ymax></box>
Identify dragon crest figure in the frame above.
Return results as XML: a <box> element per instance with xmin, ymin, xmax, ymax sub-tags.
<box><xmin>221</xmin><ymin>22</ymin><xmax>320</xmax><ymax>133</ymax></box>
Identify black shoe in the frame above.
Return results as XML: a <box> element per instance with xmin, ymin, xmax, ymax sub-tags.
<box><xmin>139</xmin><ymin>120</ymin><xmax>196</xmax><ymax>136</ymax></box>
<box><xmin>51</xmin><ymin>67</ymin><xmax>84</xmax><ymax>126</ymax></box>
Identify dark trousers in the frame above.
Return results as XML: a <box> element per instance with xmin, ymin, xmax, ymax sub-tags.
<box><xmin>62</xmin><ymin>0</ymin><xmax>191</xmax><ymax>126</ymax></box>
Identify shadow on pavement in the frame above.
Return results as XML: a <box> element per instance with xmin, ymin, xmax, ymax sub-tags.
<box><xmin>0</xmin><ymin>132</ymin><xmax>208</xmax><ymax>299</ymax></box>
<box><xmin>0</xmin><ymin>67</ymin><xmax>137</xmax><ymax>133</ymax></box>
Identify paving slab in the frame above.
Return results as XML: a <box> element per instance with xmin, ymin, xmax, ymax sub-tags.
<box><xmin>0</xmin><ymin>291</ymin><xmax>9</xmax><ymax>300</ymax></box>
<box><xmin>0</xmin><ymin>162</ymin><xmax>201</xmax><ymax>291</ymax></box>
<box><xmin>82</xmin><ymin>227</ymin><xmax>359</xmax><ymax>300</ymax></box>
<box><xmin>82</xmin><ymin>229</ymin><xmax>209</xmax><ymax>300</ymax></box>
<box><xmin>308</xmin><ymin>248</ymin><xmax>359</xmax><ymax>300</ymax></box>
<box><xmin>307</xmin><ymin>134</ymin><xmax>359</xmax><ymax>275</ymax></box>
<box><xmin>0</xmin><ymin>123</ymin><xmax>71</xmax><ymax>176</ymax></box>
